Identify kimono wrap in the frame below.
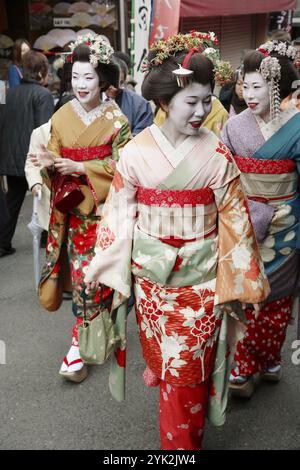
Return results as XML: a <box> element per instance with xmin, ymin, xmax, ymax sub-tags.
<box><xmin>86</xmin><ymin>123</ymin><xmax>269</xmax><ymax>425</ymax></box>
<box><xmin>222</xmin><ymin>106</ymin><xmax>300</xmax><ymax>372</ymax></box>
<box><xmin>222</xmin><ymin>107</ymin><xmax>300</xmax><ymax>302</ymax></box>
<box><xmin>39</xmin><ymin>98</ymin><xmax>131</xmax><ymax>317</ymax></box>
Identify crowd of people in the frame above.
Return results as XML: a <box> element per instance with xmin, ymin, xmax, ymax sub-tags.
<box><xmin>0</xmin><ymin>30</ymin><xmax>299</xmax><ymax>450</ymax></box>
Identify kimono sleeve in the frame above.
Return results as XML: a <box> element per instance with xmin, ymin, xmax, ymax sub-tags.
<box><xmin>210</xmin><ymin>146</ymin><xmax>270</xmax><ymax>305</ymax></box>
<box><xmin>85</xmin><ymin>144</ymin><xmax>137</xmax><ymax>308</ymax></box>
<box><xmin>220</xmin><ymin>120</ymin><xmax>235</xmax><ymax>154</ymax></box>
<box><xmin>83</xmin><ymin>119</ymin><xmax>132</xmax><ymax>204</ymax></box>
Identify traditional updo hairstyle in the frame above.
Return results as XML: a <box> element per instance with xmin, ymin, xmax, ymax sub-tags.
<box><xmin>243</xmin><ymin>44</ymin><xmax>300</xmax><ymax>100</ymax></box>
<box><xmin>141</xmin><ymin>50</ymin><xmax>214</xmax><ymax>107</ymax></box>
<box><xmin>72</xmin><ymin>44</ymin><xmax>120</xmax><ymax>91</ymax></box>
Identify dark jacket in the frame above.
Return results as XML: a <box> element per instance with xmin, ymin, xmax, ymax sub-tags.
<box><xmin>115</xmin><ymin>87</ymin><xmax>153</xmax><ymax>136</ymax></box>
<box><xmin>0</xmin><ymin>78</ymin><xmax>54</xmax><ymax>177</ymax></box>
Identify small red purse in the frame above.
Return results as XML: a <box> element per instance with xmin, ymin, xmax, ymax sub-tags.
<box><xmin>53</xmin><ymin>174</ymin><xmax>84</xmax><ymax>214</ymax></box>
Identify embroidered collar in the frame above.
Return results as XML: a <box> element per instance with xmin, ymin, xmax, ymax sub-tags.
<box><xmin>71</xmin><ymin>98</ymin><xmax>113</xmax><ymax>126</ymax></box>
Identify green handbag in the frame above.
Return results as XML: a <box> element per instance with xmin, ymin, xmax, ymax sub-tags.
<box><xmin>78</xmin><ymin>286</ymin><xmax>118</xmax><ymax>365</ymax></box>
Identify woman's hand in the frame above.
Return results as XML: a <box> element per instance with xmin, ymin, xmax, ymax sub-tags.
<box><xmin>30</xmin><ymin>144</ymin><xmax>57</xmax><ymax>169</ymax></box>
<box><xmin>54</xmin><ymin>158</ymin><xmax>86</xmax><ymax>176</ymax></box>
<box><xmin>31</xmin><ymin>183</ymin><xmax>42</xmax><ymax>197</ymax></box>
<box><xmin>85</xmin><ymin>280</ymin><xmax>101</xmax><ymax>294</ymax></box>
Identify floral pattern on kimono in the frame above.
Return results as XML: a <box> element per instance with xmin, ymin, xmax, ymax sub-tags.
<box><xmin>86</xmin><ymin>125</ymin><xmax>269</xmax><ymax>423</ymax></box>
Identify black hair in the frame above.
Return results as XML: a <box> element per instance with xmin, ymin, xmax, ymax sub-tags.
<box><xmin>113</xmin><ymin>56</ymin><xmax>128</xmax><ymax>82</ymax></box>
<box><xmin>141</xmin><ymin>50</ymin><xmax>214</xmax><ymax>106</ymax></box>
<box><xmin>72</xmin><ymin>44</ymin><xmax>119</xmax><ymax>90</ymax></box>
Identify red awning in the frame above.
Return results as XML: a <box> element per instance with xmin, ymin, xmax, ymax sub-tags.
<box><xmin>180</xmin><ymin>0</ymin><xmax>298</xmax><ymax>17</ymax></box>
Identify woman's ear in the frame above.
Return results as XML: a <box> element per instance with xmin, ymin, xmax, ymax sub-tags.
<box><xmin>159</xmin><ymin>99</ymin><xmax>169</xmax><ymax>113</ymax></box>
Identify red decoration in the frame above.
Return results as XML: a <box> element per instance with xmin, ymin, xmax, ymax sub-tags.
<box><xmin>60</xmin><ymin>144</ymin><xmax>112</xmax><ymax>162</ymax></box>
<box><xmin>137</xmin><ymin>186</ymin><xmax>214</xmax><ymax>207</ymax></box>
<box><xmin>234</xmin><ymin>156</ymin><xmax>296</xmax><ymax>174</ymax></box>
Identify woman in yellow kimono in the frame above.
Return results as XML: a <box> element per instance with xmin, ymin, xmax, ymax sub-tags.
<box><xmin>85</xmin><ymin>32</ymin><xmax>269</xmax><ymax>450</ymax></box>
<box><xmin>32</xmin><ymin>35</ymin><xmax>131</xmax><ymax>383</ymax></box>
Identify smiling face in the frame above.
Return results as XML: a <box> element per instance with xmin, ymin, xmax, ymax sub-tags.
<box><xmin>165</xmin><ymin>82</ymin><xmax>212</xmax><ymax>137</ymax></box>
<box><xmin>243</xmin><ymin>71</ymin><xmax>270</xmax><ymax>120</ymax></box>
<box><xmin>71</xmin><ymin>61</ymin><xmax>100</xmax><ymax>111</ymax></box>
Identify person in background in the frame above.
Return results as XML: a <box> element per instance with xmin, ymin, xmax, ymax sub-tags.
<box><xmin>105</xmin><ymin>57</ymin><xmax>153</xmax><ymax>136</ymax></box>
<box><xmin>0</xmin><ymin>50</ymin><xmax>54</xmax><ymax>258</ymax></box>
<box><xmin>269</xmin><ymin>29</ymin><xmax>292</xmax><ymax>42</ymax></box>
<box><xmin>8</xmin><ymin>38</ymin><xmax>31</xmax><ymax>88</ymax></box>
<box><xmin>114</xmin><ymin>51</ymin><xmax>137</xmax><ymax>91</ymax></box>
<box><xmin>219</xmin><ymin>68</ymin><xmax>248</xmax><ymax>118</ymax></box>
<box><xmin>293</xmin><ymin>37</ymin><xmax>300</xmax><ymax>69</ymax></box>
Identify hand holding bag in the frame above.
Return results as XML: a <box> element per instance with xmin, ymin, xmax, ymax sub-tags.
<box><xmin>78</xmin><ymin>285</ymin><xmax>117</xmax><ymax>365</ymax></box>
<box><xmin>53</xmin><ymin>174</ymin><xmax>84</xmax><ymax>214</ymax></box>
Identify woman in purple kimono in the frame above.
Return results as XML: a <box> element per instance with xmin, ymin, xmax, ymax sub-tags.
<box><xmin>221</xmin><ymin>40</ymin><xmax>300</xmax><ymax>397</ymax></box>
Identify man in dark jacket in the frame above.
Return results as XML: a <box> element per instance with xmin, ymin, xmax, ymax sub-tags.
<box><xmin>0</xmin><ymin>50</ymin><xmax>54</xmax><ymax>257</ymax></box>
<box><xmin>105</xmin><ymin>57</ymin><xmax>153</xmax><ymax>136</ymax></box>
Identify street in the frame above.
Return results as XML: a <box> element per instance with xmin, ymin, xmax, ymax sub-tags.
<box><xmin>0</xmin><ymin>194</ymin><xmax>299</xmax><ymax>450</ymax></box>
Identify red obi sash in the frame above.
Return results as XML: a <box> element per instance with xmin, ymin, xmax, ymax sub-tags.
<box><xmin>60</xmin><ymin>144</ymin><xmax>112</xmax><ymax>162</ymax></box>
<box><xmin>234</xmin><ymin>156</ymin><xmax>296</xmax><ymax>174</ymax></box>
<box><xmin>137</xmin><ymin>187</ymin><xmax>214</xmax><ymax>207</ymax></box>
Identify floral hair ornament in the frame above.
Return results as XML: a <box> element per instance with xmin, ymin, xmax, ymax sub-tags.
<box><xmin>258</xmin><ymin>40</ymin><xmax>297</xmax><ymax>61</ymax></box>
<box><xmin>259</xmin><ymin>55</ymin><xmax>281</xmax><ymax>120</ymax></box>
<box><xmin>69</xmin><ymin>33</ymin><xmax>114</xmax><ymax>68</ymax></box>
<box><xmin>142</xmin><ymin>31</ymin><xmax>234</xmax><ymax>87</ymax></box>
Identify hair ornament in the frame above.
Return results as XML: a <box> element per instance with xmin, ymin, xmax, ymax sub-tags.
<box><xmin>258</xmin><ymin>55</ymin><xmax>281</xmax><ymax>120</ymax></box>
<box><xmin>142</xmin><ymin>31</ymin><xmax>233</xmax><ymax>87</ymax></box>
<box><xmin>258</xmin><ymin>40</ymin><xmax>297</xmax><ymax>60</ymax></box>
<box><xmin>69</xmin><ymin>34</ymin><xmax>114</xmax><ymax>68</ymax></box>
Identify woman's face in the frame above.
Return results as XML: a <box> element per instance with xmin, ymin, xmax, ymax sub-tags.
<box><xmin>165</xmin><ymin>82</ymin><xmax>212</xmax><ymax>136</ymax></box>
<box><xmin>235</xmin><ymin>78</ymin><xmax>244</xmax><ymax>100</ymax></box>
<box><xmin>243</xmin><ymin>71</ymin><xmax>270</xmax><ymax>120</ymax></box>
<box><xmin>71</xmin><ymin>61</ymin><xmax>100</xmax><ymax>111</ymax></box>
<box><xmin>21</xmin><ymin>42</ymin><xmax>30</xmax><ymax>57</ymax></box>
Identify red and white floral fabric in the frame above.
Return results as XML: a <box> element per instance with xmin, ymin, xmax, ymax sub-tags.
<box><xmin>234</xmin><ymin>295</ymin><xmax>293</xmax><ymax>376</ymax></box>
<box><xmin>160</xmin><ymin>380</ymin><xmax>210</xmax><ymax>450</ymax></box>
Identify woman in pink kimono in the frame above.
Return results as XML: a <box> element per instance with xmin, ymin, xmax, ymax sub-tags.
<box><xmin>85</xmin><ymin>32</ymin><xmax>269</xmax><ymax>450</ymax></box>
<box><xmin>221</xmin><ymin>41</ymin><xmax>300</xmax><ymax>397</ymax></box>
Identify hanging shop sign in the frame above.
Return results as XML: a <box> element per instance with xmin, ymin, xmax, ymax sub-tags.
<box><xmin>132</xmin><ymin>0</ymin><xmax>152</xmax><ymax>93</ymax></box>
<box><xmin>149</xmin><ymin>0</ymin><xmax>180</xmax><ymax>44</ymax></box>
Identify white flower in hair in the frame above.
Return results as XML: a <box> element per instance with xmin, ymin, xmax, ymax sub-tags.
<box><xmin>260</xmin><ymin>56</ymin><xmax>281</xmax><ymax>81</ymax></box>
<box><xmin>69</xmin><ymin>34</ymin><xmax>114</xmax><ymax>68</ymax></box>
<box><xmin>258</xmin><ymin>40</ymin><xmax>297</xmax><ymax>61</ymax></box>
<box><xmin>203</xmin><ymin>47</ymin><xmax>217</xmax><ymax>55</ymax></box>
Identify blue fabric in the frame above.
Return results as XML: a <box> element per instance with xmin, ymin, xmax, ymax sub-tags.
<box><xmin>116</xmin><ymin>88</ymin><xmax>153</xmax><ymax>136</ymax></box>
<box><xmin>254</xmin><ymin>113</ymin><xmax>300</xmax><ymax>170</ymax></box>
<box><xmin>254</xmin><ymin>113</ymin><xmax>300</xmax><ymax>251</ymax></box>
<box><xmin>8</xmin><ymin>65</ymin><xmax>22</xmax><ymax>88</ymax></box>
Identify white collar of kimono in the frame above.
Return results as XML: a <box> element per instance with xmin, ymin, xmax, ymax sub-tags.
<box><xmin>150</xmin><ymin>124</ymin><xmax>203</xmax><ymax>168</ymax></box>
<box><xmin>253</xmin><ymin>103</ymin><xmax>299</xmax><ymax>141</ymax></box>
<box><xmin>71</xmin><ymin>98</ymin><xmax>112</xmax><ymax>126</ymax></box>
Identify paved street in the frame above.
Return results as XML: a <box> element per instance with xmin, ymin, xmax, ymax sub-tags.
<box><xmin>0</xmin><ymin>194</ymin><xmax>299</xmax><ymax>450</ymax></box>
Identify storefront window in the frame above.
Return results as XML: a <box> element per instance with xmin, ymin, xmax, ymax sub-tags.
<box><xmin>28</xmin><ymin>1</ymin><xmax>119</xmax><ymax>48</ymax></box>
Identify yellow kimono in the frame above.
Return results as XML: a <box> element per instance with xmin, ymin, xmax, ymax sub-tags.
<box><xmin>39</xmin><ymin>98</ymin><xmax>131</xmax><ymax>317</ymax></box>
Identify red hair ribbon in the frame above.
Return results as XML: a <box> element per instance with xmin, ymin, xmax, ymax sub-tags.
<box><xmin>182</xmin><ymin>46</ymin><xmax>203</xmax><ymax>69</ymax></box>
<box><xmin>258</xmin><ymin>48</ymin><xmax>269</xmax><ymax>57</ymax></box>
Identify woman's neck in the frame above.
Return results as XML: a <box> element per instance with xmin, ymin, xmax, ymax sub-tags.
<box><xmin>160</xmin><ymin>119</ymin><xmax>188</xmax><ymax>148</ymax></box>
<box><xmin>80</xmin><ymin>98</ymin><xmax>102</xmax><ymax>113</ymax></box>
